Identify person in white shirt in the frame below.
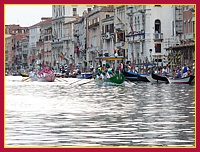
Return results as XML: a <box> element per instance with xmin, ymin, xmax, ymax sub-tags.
<box><xmin>182</xmin><ymin>64</ymin><xmax>189</xmax><ymax>77</ymax></box>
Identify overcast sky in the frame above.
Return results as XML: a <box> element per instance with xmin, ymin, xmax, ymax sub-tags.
<box><xmin>5</xmin><ymin>5</ymin><xmax>52</xmax><ymax>27</ymax></box>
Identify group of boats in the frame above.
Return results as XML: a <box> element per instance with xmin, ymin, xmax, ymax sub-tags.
<box><xmin>123</xmin><ymin>70</ymin><xmax>195</xmax><ymax>84</ymax></box>
<box><xmin>18</xmin><ymin>55</ymin><xmax>195</xmax><ymax>85</ymax></box>
<box><xmin>20</xmin><ymin>66</ymin><xmax>195</xmax><ymax>86</ymax></box>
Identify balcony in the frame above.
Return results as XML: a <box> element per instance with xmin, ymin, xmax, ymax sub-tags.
<box><xmin>62</xmin><ymin>35</ymin><xmax>72</xmax><ymax>41</ymax></box>
<box><xmin>116</xmin><ymin>41</ymin><xmax>124</xmax><ymax>48</ymax></box>
<box><xmin>114</xmin><ymin>23</ymin><xmax>124</xmax><ymax>31</ymax></box>
<box><xmin>126</xmin><ymin>7</ymin><xmax>133</xmax><ymax>15</ymax></box>
<box><xmin>88</xmin><ymin>22</ymin><xmax>99</xmax><ymax>30</ymax></box>
<box><xmin>102</xmin><ymin>32</ymin><xmax>114</xmax><ymax>40</ymax></box>
<box><xmin>133</xmin><ymin>35</ymin><xmax>145</xmax><ymax>42</ymax></box>
<box><xmin>153</xmin><ymin>33</ymin><xmax>163</xmax><ymax>41</ymax></box>
<box><xmin>137</xmin><ymin>6</ymin><xmax>145</xmax><ymax>13</ymax></box>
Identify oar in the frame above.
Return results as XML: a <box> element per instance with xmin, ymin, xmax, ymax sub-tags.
<box><xmin>78</xmin><ymin>79</ymin><xmax>95</xmax><ymax>86</ymax></box>
<box><xmin>22</xmin><ymin>77</ymin><xmax>30</xmax><ymax>82</ymax></box>
<box><xmin>61</xmin><ymin>78</ymin><xmax>68</xmax><ymax>82</ymax></box>
<box><xmin>69</xmin><ymin>74</ymin><xmax>93</xmax><ymax>85</ymax></box>
<box><xmin>55</xmin><ymin>78</ymin><xmax>62</xmax><ymax>82</ymax></box>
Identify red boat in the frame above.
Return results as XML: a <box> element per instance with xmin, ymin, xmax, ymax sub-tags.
<box><xmin>37</xmin><ymin>66</ymin><xmax>55</xmax><ymax>82</ymax></box>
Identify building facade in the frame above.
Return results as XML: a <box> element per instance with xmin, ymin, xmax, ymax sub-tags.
<box><xmin>87</xmin><ymin>6</ymin><xmax>114</xmax><ymax>69</ymax></box>
<box><xmin>5</xmin><ymin>5</ymin><xmax>195</xmax><ymax>73</ymax></box>
<box><xmin>51</xmin><ymin>5</ymin><xmax>93</xmax><ymax>72</ymax></box>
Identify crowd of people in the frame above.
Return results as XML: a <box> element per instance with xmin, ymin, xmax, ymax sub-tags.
<box><xmin>95</xmin><ymin>64</ymin><xmax>119</xmax><ymax>80</ymax></box>
<box><xmin>152</xmin><ymin>64</ymin><xmax>194</xmax><ymax>78</ymax></box>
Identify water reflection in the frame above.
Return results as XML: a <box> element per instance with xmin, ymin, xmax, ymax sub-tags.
<box><xmin>5</xmin><ymin>76</ymin><xmax>195</xmax><ymax>147</ymax></box>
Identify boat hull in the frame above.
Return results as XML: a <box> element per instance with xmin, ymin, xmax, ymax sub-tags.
<box><xmin>81</xmin><ymin>72</ymin><xmax>93</xmax><ymax>79</ymax></box>
<box><xmin>123</xmin><ymin>71</ymin><xmax>149</xmax><ymax>82</ymax></box>
<box><xmin>151</xmin><ymin>73</ymin><xmax>169</xmax><ymax>83</ymax></box>
<box><xmin>37</xmin><ymin>72</ymin><xmax>55</xmax><ymax>82</ymax></box>
<box><xmin>95</xmin><ymin>73</ymin><xmax>125</xmax><ymax>85</ymax></box>
<box><xmin>21</xmin><ymin>73</ymin><xmax>29</xmax><ymax>77</ymax></box>
<box><xmin>167</xmin><ymin>75</ymin><xmax>194</xmax><ymax>84</ymax></box>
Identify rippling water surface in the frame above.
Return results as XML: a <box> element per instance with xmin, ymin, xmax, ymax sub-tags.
<box><xmin>5</xmin><ymin>76</ymin><xmax>195</xmax><ymax>147</ymax></box>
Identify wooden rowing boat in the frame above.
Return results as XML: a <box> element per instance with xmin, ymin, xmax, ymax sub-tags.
<box><xmin>95</xmin><ymin>72</ymin><xmax>125</xmax><ymax>85</ymax></box>
<box><xmin>167</xmin><ymin>75</ymin><xmax>195</xmax><ymax>84</ymax></box>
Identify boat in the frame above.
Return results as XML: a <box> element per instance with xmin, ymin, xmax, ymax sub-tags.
<box><xmin>80</xmin><ymin>72</ymin><xmax>93</xmax><ymax>79</ymax></box>
<box><xmin>137</xmin><ymin>74</ymin><xmax>150</xmax><ymax>82</ymax></box>
<box><xmin>29</xmin><ymin>71</ymin><xmax>37</xmax><ymax>81</ymax></box>
<box><xmin>147</xmin><ymin>72</ymin><xmax>169</xmax><ymax>83</ymax></box>
<box><xmin>189</xmin><ymin>75</ymin><xmax>195</xmax><ymax>84</ymax></box>
<box><xmin>94</xmin><ymin>55</ymin><xmax>125</xmax><ymax>85</ymax></box>
<box><xmin>167</xmin><ymin>75</ymin><xmax>195</xmax><ymax>84</ymax></box>
<box><xmin>95</xmin><ymin>72</ymin><xmax>125</xmax><ymax>85</ymax></box>
<box><xmin>122</xmin><ymin>70</ymin><xmax>138</xmax><ymax>81</ymax></box>
<box><xmin>21</xmin><ymin>73</ymin><xmax>29</xmax><ymax>77</ymax></box>
<box><xmin>122</xmin><ymin>70</ymin><xmax>150</xmax><ymax>82</ymax></box>
<box><xmin>37</xmin><ymin>66</ymin><xmax>55</xmax><ymax>82</ymax></box>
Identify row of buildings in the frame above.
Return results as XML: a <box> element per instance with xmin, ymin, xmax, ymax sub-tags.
<box><xmin>5</xmin><ymin>5</ymin><xmax>195</xmax><ymax>73</ymax></box>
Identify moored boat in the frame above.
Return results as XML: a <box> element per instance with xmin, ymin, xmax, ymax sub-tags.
<box><xmin>21</xmin><ymin>73</ymin><xmax>29</xmax><ymax>77</ymax></box>
<box><xmin>166</xmin><ymin>75</ymin><xmax>195</xmax><ymax>84</ymax></box>
<box><xmin>81</xmin><ymin>72</ymin><xmax>93</xmax><ymax>79</ymax></box>
<box><xmin>122</xmin><ymin>70</ymin><xmax>150</xmax><ymax>82</ymax></box>
<box><xmin>122</xmin><ymin>71</ymin><xmax>138</xmax><ymax>81</ymax></box>
<box><xmin>148</xmin><ymin>72</ymin><xmax>169</xmax><ymax>83</ymax></box>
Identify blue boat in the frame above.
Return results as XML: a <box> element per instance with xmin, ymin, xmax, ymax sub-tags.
<box><xmin>81</xmin><ymin>72</ymin><xmax>93</xmax><ymax>79</ymax></box>
<box><xmin>122</xmin><ymin>70</ymin><xmax>150</xmax><ymax>82</ymax></box>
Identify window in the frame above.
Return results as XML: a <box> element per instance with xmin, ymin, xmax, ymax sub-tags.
<box><xmin>73</xmin><ymin>8</ymin><xmax>77</xmax><ymax>16</ymax></box>
<box><xmin>192</xmin><ymin>21</ymin><xmax>195</xmax><ymax>33</ymax></box>
<box><xmin>155</xmin><ymin>19</ymin><xmax>161</xmax><ymax>33</ymax></box>
<box><xmin>63</xmin><ymin>6</ymin><xmax>65</xmax><ymax>15</ymax></box>
<box><xmin>188</xmin><ymin>19</ymin><xmax>191</xmax><ymax>33</ymax></box>
<box><xmin>110</xmin><ymin>24</ymin><xmax>114</xmax><ymax>33</ymax></box>
<box><xmin>102</xmin><ymin>26</ymin><xmax>104</xmax><ymax>34</ymax></box>
<box><xmin>105</xmin><ymin>25</ymin><xmax>109</xmax><ymax>32</ymax></box>
<box><xmin>106</xmin><ymin>14</ymin><xmax>110</xmax><ymax>18</ymax></box>
<box><xmin>87</xmin><ymin>8</ymin><xmax>91</xmax><ymax>13</ymax></box>
<box><xmin>184</xmin><ymin>19</ymin><xmax>186</xmax><ymax>33</ymax></box>
<box><xmin>155</xmin><ymin>44</ymin><xmax>161</xmax><ymax>53</ymax></box>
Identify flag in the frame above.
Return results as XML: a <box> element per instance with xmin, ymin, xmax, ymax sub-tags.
<box><xmin>53</xmin><ymin>30</ymin><xmax>57</xmax><ymax>39</ymax></box>
<box><xmin>117</xmin><ymin>17</ymin><xmax>122</xmax><ymax>23</ymax></box>
<box><xmin>116</xmin><ymin>31</ymin><xmax>123</xmax><ymax>41</ymax></box>
<box><xmin>60</xmin><ymin>52</ymin><xmax>64</xmax><ymax>60</ymax></box>
<box><xmin>36</xmin><ymin>51</ymin><xmax>38</xmax><ymax>57</ymax></box>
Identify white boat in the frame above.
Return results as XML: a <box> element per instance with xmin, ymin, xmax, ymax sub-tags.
<box><xmin>166</xmin><ymin>75</ymin><xmax>194</xmax><ymax>84</ymax></box>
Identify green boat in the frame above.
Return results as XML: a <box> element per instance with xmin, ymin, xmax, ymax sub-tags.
<box><xmin>95</xmin><ymin>72</ymin><xmax>125</xmax><ymax>85</ymax></box>
<box><xmin>95</xmin><ymin>55</ymin><xmax>125</xmax><ymax>85</ymax></box>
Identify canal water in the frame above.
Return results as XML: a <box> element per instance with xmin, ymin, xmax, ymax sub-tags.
<box><xmin>5</xmin><ymin>76</ymin><xmax>195</xmax><ymax>147</ymax></box>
